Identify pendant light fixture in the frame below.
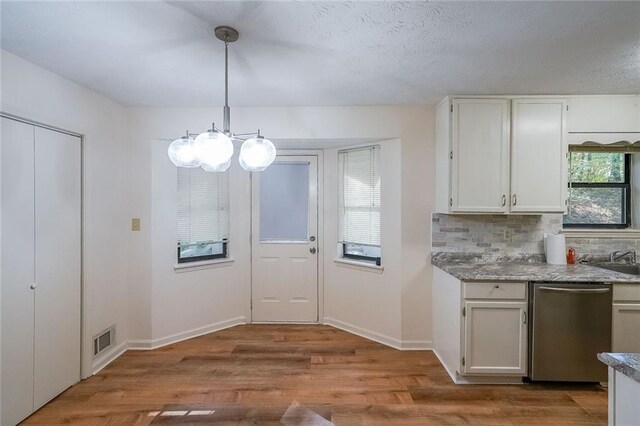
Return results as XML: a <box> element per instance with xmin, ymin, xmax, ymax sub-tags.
<box><xmin>167</xmin><ymin>26</ymin><xmax>276</xmax><ymax>172</ymax></box>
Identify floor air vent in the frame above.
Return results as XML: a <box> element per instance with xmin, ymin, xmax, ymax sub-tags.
<box><xmin>93</xmin><ymin>326</ymin><xmax>115</xmax><ymax>357</ymax></box>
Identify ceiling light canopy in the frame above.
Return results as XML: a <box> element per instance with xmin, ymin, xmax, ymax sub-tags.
<box><xmin>167</xmin><ymin>26</ymin><xmax>276</xmax><ymax>172</ymax></box>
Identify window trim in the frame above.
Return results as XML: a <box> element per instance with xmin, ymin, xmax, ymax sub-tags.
<box><xmin>564</xmin><ymin>153</ymin><xmax>631</xmax><ymax>229</ymax></box>
<box><xmin>177</xmin><ymin>240</ymin><xmax>228</xmax><ymax>264</ymax></box>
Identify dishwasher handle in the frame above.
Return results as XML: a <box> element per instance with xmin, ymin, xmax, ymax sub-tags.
<box><xmin>538</xmin><ymin>286</ymin><xmax>610</xmax><ymax>294</ymax></box>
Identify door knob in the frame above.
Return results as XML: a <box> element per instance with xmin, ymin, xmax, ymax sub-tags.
<box><xmin>309</xmin><ymin>247</ymin><xmax>317</xmax><ymax>254</ymax></box>
<box><xmin>30</xmin><ymin>283</ymin><xmax>37</xmax><ymax>290</ymax></box>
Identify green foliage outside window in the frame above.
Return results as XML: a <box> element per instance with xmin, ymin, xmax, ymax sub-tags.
<box><xmin>570</xmin><ymin>153</ymin><xmax>625</xmax><ymax>183</ymax></box>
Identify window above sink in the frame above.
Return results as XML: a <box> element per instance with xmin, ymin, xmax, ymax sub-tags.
<box><xmin>564</xmin><ymin>151</ymin><xmax>631</xmax><ymax>229</ymax></box>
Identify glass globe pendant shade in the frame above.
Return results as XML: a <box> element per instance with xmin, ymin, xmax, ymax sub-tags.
<box><xmin>194</xmin><ymin>130</ymin><xmax>234</xmax><ymax>172</ymax></box>
<box><xmin>239</xmin><ymin>137</ymin><xmax>276</xmax><ymax>172</ymax></box>
<box><xmin>168</xmin><ymin>136</ymin><xmax>200</xmax><ymax>168</ymax></box>
<box><xmin>201</xmin><ymin>157</ymin><xmax>232</xmax><ymax>172</ymax></box>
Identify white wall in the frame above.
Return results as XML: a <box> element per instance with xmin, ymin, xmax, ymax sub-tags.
<box><xmin>0</xmin><ymin>49</ymin><xmax>435</xmax><ymax>379</ymax></box>
<box><xmin>1</xmin><ymin>50</ymin><xmax>130</xmax><ymax>376</ymax></box>
<box><xmin>323</xmin><ymin>139</ymin><xmax>403</xmax><ymax>346</ymax></box>
<box><xmin>127</xmin><ymin>106</ymin><xmax>434</xmax><ymax>348</ymax></box>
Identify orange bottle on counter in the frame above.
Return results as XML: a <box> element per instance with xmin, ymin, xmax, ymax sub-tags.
<box><xmin>567</xmin><ymin>248</ymin><xmax>576</xmax><ymax>264</ymax></box>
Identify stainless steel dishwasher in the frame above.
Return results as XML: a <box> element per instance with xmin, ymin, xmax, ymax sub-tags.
<box><xmin>528</xmin><ymin>282</ymin><xmax>612</xmax><ymax>382</ymax></box>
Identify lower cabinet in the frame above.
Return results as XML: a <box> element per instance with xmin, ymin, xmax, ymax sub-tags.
<box><xmin>612</xmin><ymin>284</ymin><xmax>640</xmax><ymax>353</ymax></box>
<box><xmin>462</xmin><ymin>300</ymin><xmax>528</xmax><ymax>375</ymax></box>
<box><xmin>607</xmin><ymin>366</ymin><xmax>640</xmax><ymax>426</ymax></box>
<box><xmin>432</xmin><ymin>269</ymin><xmax>529</xmax><ymax>383</ymax></box>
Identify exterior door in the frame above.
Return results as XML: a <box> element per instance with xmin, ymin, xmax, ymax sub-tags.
<box><xmin>251</xmin><ymin>155</ymin><xmax>318</xmax><ymax>322</ymax></box>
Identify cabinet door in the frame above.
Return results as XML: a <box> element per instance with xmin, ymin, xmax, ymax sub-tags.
<box><xmin>33</xmin><ymin>127</ymin><xmax>82</xmax><ymax>410</ymax></box>
<box><xmin>613</xmin><ymin>303</ymin><xmax>640</xmax><ymax>353</ymax></box>
<box><xmin>451</xmin><ymin>99</ymin><xmax>509</xmax><ymax>213</ymax></box>
<box><xmin>510</xmin><ymin>99</ymin><xmax>567</xmax><ymax>213</ymax></box>
<box><xmin>462</xmin><ymin>301</ymin><xmax>527</xmax><ymax>375</ymax></box>
<box><xmin>1</xmin><ymin>118</ymin><xmax>36</xmax><ymax>426</ymax></box>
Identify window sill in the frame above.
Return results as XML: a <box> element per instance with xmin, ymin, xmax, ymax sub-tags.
<box><xmin>334</xmin><ymin>258</ymin><xmax>384</xmax><ymax>273</ymax></box>
<box><xmin>561</xmin><ymin>229</ymin><xmax>640</xmax><ymax>239</ymax></box>
<box><xmin>173</xmin><ymin>257</ymin><xmax>235</xmax><ymax>273</ymax></box>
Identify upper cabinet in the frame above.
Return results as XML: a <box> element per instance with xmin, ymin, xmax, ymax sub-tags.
<box><xmin>436</xmin><ymin>97</ymin><xmax>568</xmax><ymax>214</ymax></box>
<box><xmin>452</xmin><ymin>99</ymin><xmax>510</xmax><ymax>213</ymax></box>
<box><xmin>567</xmin><ymin>96</ymin><xmax>640</xmax><ymax>133</ymax></box>
<box><xmin>511</xmin><ymin>99</ymin><xmax>567</xmax><ymax>213</ymax></box>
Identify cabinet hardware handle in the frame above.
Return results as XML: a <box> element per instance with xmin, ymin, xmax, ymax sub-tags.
<box><xmin>523</xmin><ymin>310</ymin><xmax>527</xmax><ymax>325</ymax></box>
<box><xmin>494</xmin><ymin>285</ymin><xmax>500</xmax><ymax>289</ymax></box>
<box><xmin>512</xmin><ymin>194</ymin><xmax>517</xmax><ymax>206</ymax></box>
<box><xmin>30</xmin><ymin>283</ymin><xmax>37</xmax><ymax>290</ymax></box>
<box><xmin>538</xmin><ymin>287</ymin><xmax>610</xmax><ymax>294</ymax></box>
<box><xmin>309</xmin><ymin>247</ymin><xmax>317</xmax><ymax>254</ymax></box>
<box><xmin>501</xmin><ymin>194</ymin><xmax>506</xmax><ymax>207</ymax></box>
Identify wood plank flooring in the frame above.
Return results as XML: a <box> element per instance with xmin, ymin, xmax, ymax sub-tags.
<box><xmin>23</xmin><ymin>324</ymin><xmax>607</xmax><ymax>425</ymax></box>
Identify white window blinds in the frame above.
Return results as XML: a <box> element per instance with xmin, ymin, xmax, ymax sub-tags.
<box><xmin>338</xmin><ymin>146</ymin><xmax>381</xmax><ymax>246</ymax></box>
<box><xmin>177</xmin><ymin>168</ymin><xmax>230</xmax><ymax>245</ymax></box>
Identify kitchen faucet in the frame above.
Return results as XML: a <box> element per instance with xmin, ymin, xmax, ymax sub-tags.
<box><xmin>609</xmin><ymin>250</ymin><xmax>637</xmax><ymax>264</ymax></box>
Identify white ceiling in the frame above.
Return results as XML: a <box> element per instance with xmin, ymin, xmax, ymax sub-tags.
<box><xmin>1</xmin><ymin>1</ymin><xmax>639</xmax><ymax>107</ymax></box>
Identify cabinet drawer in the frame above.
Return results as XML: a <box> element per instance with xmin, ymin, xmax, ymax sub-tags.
<box><xmin>614</xmin><ymin>284</ymin><xmax>640</xmax><ymax>302</ymax></box>
<box><xmin>464</xmin><ymin>282</ymin><xmax>527</xmax><ymax>300</ymax></box>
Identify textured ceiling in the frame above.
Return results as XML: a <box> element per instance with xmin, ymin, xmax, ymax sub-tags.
<box><xmin>1</xmin><ymin>1</ymin><xmax>639</xmax><ymax>107</ymax></box>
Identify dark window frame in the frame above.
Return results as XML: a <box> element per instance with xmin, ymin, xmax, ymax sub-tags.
<box><xmin>177</xmin><ymin>240</ymin><xmax>228</xmax><ymax>264</ymax></box>
<box><xmin>342</xmin><ymin>243</ymin><xmax>381</xmax><ymax>266</ymax></box>
<box><xmin>564</xmin><ymin>153</ymin><xmax>631</xmax><ymax>229</ymax></box>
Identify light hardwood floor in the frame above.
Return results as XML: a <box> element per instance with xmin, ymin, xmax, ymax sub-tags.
<box><xmin>24</xmin><ymin>324</ymin><xmax>607</xmax><ymax>425</ymax></box>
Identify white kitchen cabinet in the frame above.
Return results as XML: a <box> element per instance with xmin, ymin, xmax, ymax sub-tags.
<box><xmin>510</xmin><ymin>99</ymin><xmax>568</xmax><ymax>213</ymax></box>
<box><xmin>462</xmin><ymin>300</ymin><xmax>527</xmax><ymax>376</ymax></box>
<box><xmin>612</xmin><ymin>304</ymin><xmax>640</xmax><ymax>353</ymax></box>
<box><xmin>1</xmin><ymin>117</ymin><xmax>81</xmax><ymax>426</ymax></box>
<box><xmin>435</xmin><ymin>96</ymin><xmax>568</xmax><ymax>214</ymax></box>
<box><xmin>567</xmin><ymin>95</ymin><xmax>640</xmax><ymax>133</ymax></box>
<box><xmin>450</xmin><ymin>99</ymin><xmax>510</xmax><ymax>213</ymax></box>
<box><xmin>433</xmin><ymin>269</ymin><xmax>528</xmax><ymax>384</ymax></box>
<box><xmin>607</xmin><ymin>366</ymin><xmax>640</xmax><ymax>426</ymax></box>
<box><xmin>612</xmin><ymin>284</ymin><xmax>640</xmax><ymax>353</ymax></box>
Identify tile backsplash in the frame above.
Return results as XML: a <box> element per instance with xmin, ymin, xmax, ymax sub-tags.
<box><xmin>432</xmin><ymin>213</ymin><xmax>562</xmax><ymax>254</ymax></box>
<box><xmin>432</xmin><ymin>213</ymin><xmax>640</xmax><ymax>259</ymax></box>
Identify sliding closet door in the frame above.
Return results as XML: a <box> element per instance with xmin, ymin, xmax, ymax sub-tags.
<box><xmin>1</xmin><ymin>117</ymin><xmax>36</xmax><ymax>426</ymax></box>
<box><xmin>33</xmin><ymin>127</ymin><xmax>81</xmax><ymax>409</ymax></box>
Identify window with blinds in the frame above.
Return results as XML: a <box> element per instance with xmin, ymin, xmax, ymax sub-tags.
<box><xmin>177</xmin><ymin>167</ymin><xmax>230</xmax><ymax>263</ymax></box>
<box><xmin>338</xmin><ymin>145</ymin><xmax>382</xmax><ymax>265</ymax></box>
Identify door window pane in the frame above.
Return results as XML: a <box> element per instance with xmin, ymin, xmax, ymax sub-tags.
<box><xmin>260</xmin><ymin>162</ymin><xmax>309</xmax><ymax>241</ymax></box>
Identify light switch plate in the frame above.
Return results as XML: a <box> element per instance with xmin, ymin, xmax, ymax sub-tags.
<box><xmin>132</xmin><ymin>218</ymin><xmax>141</xmax><ymax>231</ymax></box>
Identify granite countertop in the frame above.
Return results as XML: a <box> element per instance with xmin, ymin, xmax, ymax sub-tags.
<box><xmin>598</xmin><ymin>353</ymin><xmax>640</xmax><ymax>383</ymax></box>
<box><xmin>432</xmin><ymin>252</ymin><xmax>640</xmax><ymax>283</ymax></box>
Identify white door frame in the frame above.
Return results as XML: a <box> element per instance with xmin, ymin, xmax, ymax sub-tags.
<box><xmin>0</xmin><ymin>112</ymin><xmax>87</xmax><ymax>379</ymax></box>
<box><xmin>247</xmin><ymin>149</ymin><xmax>324</xmax><ymax>323</ymax></box>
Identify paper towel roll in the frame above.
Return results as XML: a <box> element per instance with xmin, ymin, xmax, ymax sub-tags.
<box><xmin>544</xmin><ymin>233</ymin><xmax>567</xmax><ymax>265</ymax></box>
